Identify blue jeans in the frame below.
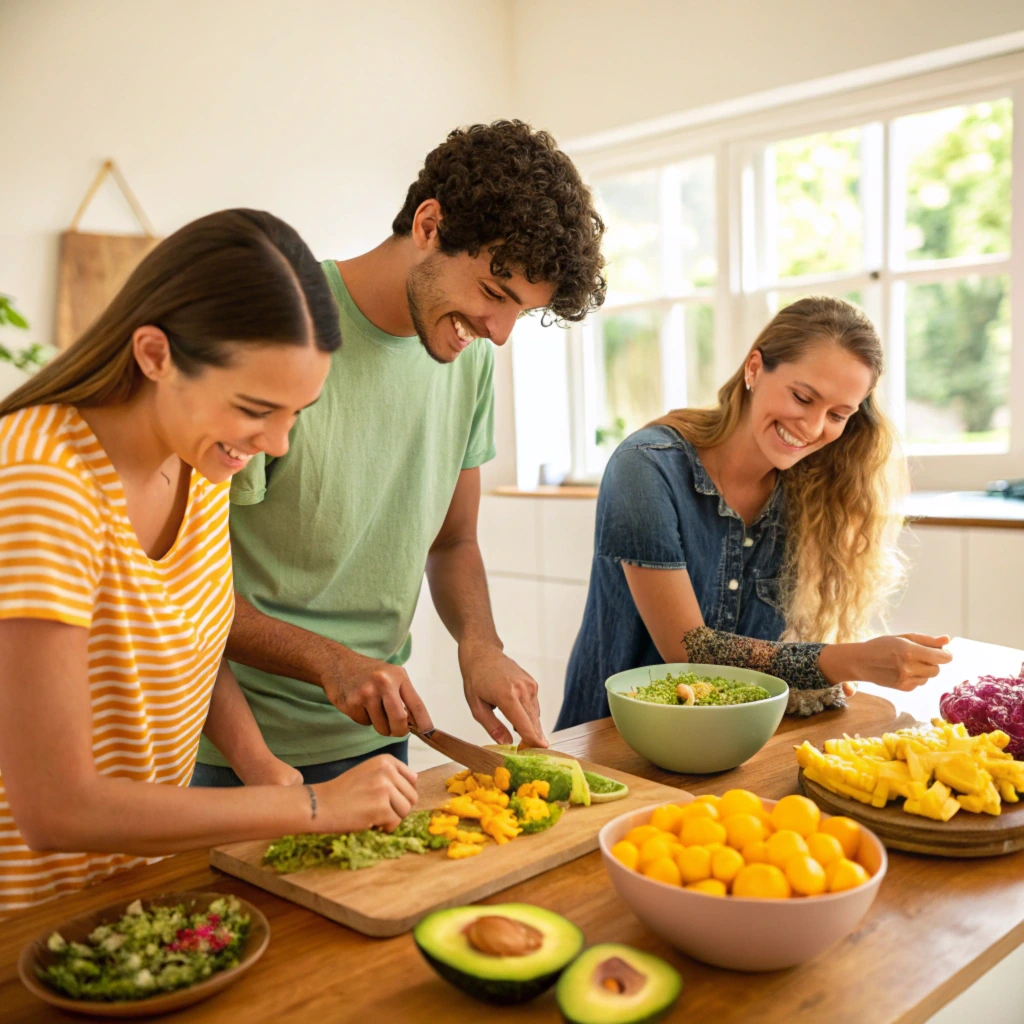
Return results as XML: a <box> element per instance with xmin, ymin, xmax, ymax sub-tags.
<box><xmin>189</xmin><ymin>739</ymin><xmax>409</xmax><ymax>787</ymax></box>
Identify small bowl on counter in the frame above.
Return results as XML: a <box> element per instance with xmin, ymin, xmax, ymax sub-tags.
<box><xmin>599</xmin><ymin>797</ymin><xmax>887</xmax><ymax>972</ymax></box>
<box><xmin>605</xmin><ymin>663</ymin><xmax>789</xmax><ymax>774</ymax></box>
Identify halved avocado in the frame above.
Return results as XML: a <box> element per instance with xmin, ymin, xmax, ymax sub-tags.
<box><xmin>414</xmin><ymin>903</ymin><xmax>584</xmax><ymax>1005</ymax></box>
<box><xmin>583</xmin><ymin>771</ymin><xmax>630</xmax><ymax>803</ymax></box>
<box><xmin>556</xmin><ymin>944</ymin><xmax>682</xmax><ymax>1024</ymax></box>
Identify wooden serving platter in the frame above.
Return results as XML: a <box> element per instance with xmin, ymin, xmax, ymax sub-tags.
<box><xmin>799</xmin><ymin>767</ymin><xmax>1024</xmax><ymax>858</ymax></box>
<box><xmin>211</xmin><ymin>758</ymin><xmax>687</xmax><ymax>936</ymax></box>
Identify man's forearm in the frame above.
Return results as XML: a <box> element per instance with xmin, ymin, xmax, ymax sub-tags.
<box><xmin>425</xmin><ymin>539</ymin><xmax>501</xmax><ymax>649</ymax></box>
<box><xmin>225</xmin><ymin>592</ymin><xmax>341</xmax><ymax>689</ymax></box>
<box><xmin>202</xmin><ymin>660</ymin><xmax>278</xmax><ymax>771</ymax></box>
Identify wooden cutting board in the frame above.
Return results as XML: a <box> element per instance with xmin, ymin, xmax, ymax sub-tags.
<box><xmin>798</xmin><ymin>768</ymin><xmax>1024</xmax><ymax>857</ymax></box>
<box><xmin>211</xmin><ymin>758</ymin><xmax>687</xmax><ymax>936</ymax></box>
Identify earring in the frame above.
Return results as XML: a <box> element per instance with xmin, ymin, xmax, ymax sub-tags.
<box><xmin>745</xmin><ymin>381</ymin><xmax>752</xmax><ymax>391</ymax></box>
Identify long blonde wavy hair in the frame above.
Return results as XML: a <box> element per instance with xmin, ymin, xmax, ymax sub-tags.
<box><xmin>653</xmin><ymin>296</ymin><xmax>907</xmax><ymax>644</ymax></box>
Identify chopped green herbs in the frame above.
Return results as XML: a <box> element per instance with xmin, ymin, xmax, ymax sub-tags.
<box><xmin>39</xmin><ymin>896</ymin><xmax>249</xmax><ymax>1002</ymax></box>
<box><xmin>261</xmin><ymin>809</ymin><xmax>449</xmax><ymax>874</ymax></box>
<box><xmin>628</xmin><ymin>670</ymin><xmax>770</xmax><ymax>706</ymax></box>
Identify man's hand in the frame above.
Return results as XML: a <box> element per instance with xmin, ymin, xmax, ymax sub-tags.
<box><xmin>459</xmin><ymin>641</ymin><xmax>548</xmax><ymax>748</ymax></box>
<box><xmin>319</xmin><ymin>647</ymin><xmax>434</xmax><ymax>737</ymax></box>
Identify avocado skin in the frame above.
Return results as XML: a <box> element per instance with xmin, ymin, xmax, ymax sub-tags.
<box><xmin>416</xmin><ymin>949</ymin><xmax>565</xmax><ymax>1005</ymax></box>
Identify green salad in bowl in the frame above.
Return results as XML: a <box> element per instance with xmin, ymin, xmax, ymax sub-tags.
<box><xmin>628</xmin><ymin>669</ymin><xmax>771</xmax><ymax>707</ymax></box>
<box><xmin>38</xmin><ymin>895</ymin><xmax>251</xmax><ymax>1001</ymax></box>
<box><xmin>607</xmin><ymin>663</ymin><xmax>788</xmax><ymax>774</ymax></box>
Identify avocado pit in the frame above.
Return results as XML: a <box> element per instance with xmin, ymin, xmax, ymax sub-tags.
<box><xmin>464</xmin><ymin>915</ymin><xmax>544</xmax><ymax>957</ymax></box>
<box><xmin>595</xmin><ymin>955</ymin><xmax>647</xmax><ymax>996</ymax></box>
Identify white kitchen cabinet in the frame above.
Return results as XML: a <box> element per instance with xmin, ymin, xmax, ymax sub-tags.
<box><xmin>486</xmin><ymin>576</ymin><xmax>544</xmax><ymax>661</ymax></box>
<box><xmin>538</xmin><ymin>499</ymin><xmax>597</xmax><ymax>582</ymax></box>
<box><xmin>540</xmin><ymin>580</ymin><xmax>589</xmax><ymax>664</ymax></box>
<box><xmin>887</xmin><ymin>526</ymin><xmax>966</xmax><ymax>637</ymax></box>
<box><xmin>964</xmin><ymin>528</ymin><xmax>1024</xmax><ymax>648</ymax></box>
<box><xmin>478</xmin><ymin>495</ymin><xmax>541</xmax><ymax>576</ymax></box>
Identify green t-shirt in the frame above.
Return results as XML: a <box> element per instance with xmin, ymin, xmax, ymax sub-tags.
<box><xmin>197</xmin><ymin>260</ymin><xmax>496</xmax><ymax>767</ymax></box>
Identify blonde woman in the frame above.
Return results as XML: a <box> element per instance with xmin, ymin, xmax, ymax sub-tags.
<box><xmin>558</xmin><ymin>296</ymin><xmax>951</xmax><ymax>727</ymax></box>
<box><xmin>0</xmin><ymin>210</ymin><xmax>417</xmax><ymax>915</ymax></box>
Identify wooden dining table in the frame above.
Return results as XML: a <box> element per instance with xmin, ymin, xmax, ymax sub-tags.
<box><xmin>3</xmin><ymin>642</ymin><xmax>1024</xmax><ymax>1023</ymax></box>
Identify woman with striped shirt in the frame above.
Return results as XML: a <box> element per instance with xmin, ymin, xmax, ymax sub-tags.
<box><xmin>0</xmin><ymin>210</ymin><xmax>418</xmax><ymax>915</ymax></box>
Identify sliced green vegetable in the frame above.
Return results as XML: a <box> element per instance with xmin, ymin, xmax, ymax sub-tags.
<box><xmin>582</xmin><ymin>771</ymin><xmax>629</xmax><ymax>803</ymax></box>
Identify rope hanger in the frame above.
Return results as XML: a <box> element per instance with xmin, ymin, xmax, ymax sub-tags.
<box><xmin>67</xmin><ymin>159</ymin><xmax>157</xmax><ymax>237</ymax></box>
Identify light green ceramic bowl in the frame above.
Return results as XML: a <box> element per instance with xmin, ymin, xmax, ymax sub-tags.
<box><xmin>605</xmin><ymin>663</ymin><xmax>789</xmax><ymax>774</ymax></box>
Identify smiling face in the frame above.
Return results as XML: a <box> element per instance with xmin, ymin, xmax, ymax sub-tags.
<box><xmin>136</xmin><ymin>329</ymin><xmax>331</xmax><ymax>484</ymax></box>
<box><xmin>745</xmin><ymin>339</ymin><xmax>875</xmax><ymax>469</ymax></box>
<box><xmin>406</xmin><ymin>247</ymin><xmax>555</xmax><ymax>364</ymax></box>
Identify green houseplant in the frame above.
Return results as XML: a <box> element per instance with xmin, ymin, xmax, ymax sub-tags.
<box><xmin>0</xmin><ymin>295</ymin><xmax>49</xmax><ymax>373</ymax></box>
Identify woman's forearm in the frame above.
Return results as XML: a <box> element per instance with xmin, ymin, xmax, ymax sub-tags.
<box><xmin>24</xmin><ymin>772</ymin><xmax>313</xmax><ymax>856</ymax></box>
<box><xmin>682</xmin><ymin>626</ymin><xmax>830</xmax><ymax>690</ymax></box>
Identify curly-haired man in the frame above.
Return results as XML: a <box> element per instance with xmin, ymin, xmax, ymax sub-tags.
<box><xmin>192</xmin><ymin>121</ymin><xmax>606</xmax><ymax>788</ymax></box>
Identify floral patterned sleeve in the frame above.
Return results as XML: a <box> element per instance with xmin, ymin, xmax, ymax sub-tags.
<box><xmin>682</xmin><ymin>626</ymin><xmax>845</xmax><ymax>716</ymax></box>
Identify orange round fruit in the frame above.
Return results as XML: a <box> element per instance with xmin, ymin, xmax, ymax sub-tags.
<box><xmin>770</xmin><ymin>794</ymin><xmax>821</xmax><ymax>838</ymax></box>
<box><xmin>678</xmin><ymin>801</ymin><xmax>720</xmax><ymax>824</ymax></box>
<box><xmin>638</xmin><ymin>835</ymin><xmax>676</xmax><ymax>869</ymax></box>
<box><xmin>643</xmin><ymin>855</ymin><xmax>682</xmax><ymax>886</ymax></box>
<box><xmin>741</xmin><ymin>839</ymin><xmax>771</xmax><ymax>864</ymax></box>
<box><xmin>723</xmin><ymin>812</ymin><xmax>767</xmax><ymax>850</ymax></box>
<box><xmin>674</xmin><ymin>844</ymin><xmax>712</xmax><ymax>883</ymax></box>
<box><xmin>827</xmin><ymin>858</ymin><xmax>870</xmax><ymax>892</ymax></box>
<box><xmin>611</xmin><ymin>840</ymin><xmax>639</xmax><ymax>870</ymax></box>
<box><xmin>711</xmin><ymin>846</ymin><xmax>745</xmax><ymax>887</ymax></box>
<box><xmin>625</xmin><ymin>825</ymin><xmax>662</xmax><ymax>847</ymax></box>
<box><xmin>695</xmin><ymin>794</ymin><xmax>721</xmax><ymax>810</ymax></box>
<box><xmin>650</xmin><ymin>803</ymin><xmax>686</xmax><ymax>834</ymax></box>
<box><xmin>685</xmin><ymin>878</ymin><xmax>727</xmax><ymax>896</ymax></box>
<box><xmin>732</xmin><ymin>863</ymin><xmax>792</xmax><ymax>899</ymax></box>
<box><xmin>785</xmin><ymin>853</ymin><xmax>827</xmax><ymax>896</ymax></box>
<box><xmin>680</xmin><ymin>817</ymin><xmax>727</xmax><ymax>847</ymax></box>
<box><xmin>718</xmin><ymin>789</ymin><xmax>763</xmax><ymax>820</ymax></box>
<box><xmin>807</xmin><ymin>831</ymin><xmax>845</xmax><ymax>868</ymax></box>
<box><xmin>819</xmin><ymin>816</ymin><xmax>862</xmax><ymax>859</ymax></box>
<box><xmin>767</xmin><ymin>829</ymin><xmax>809</xmax><ymax>868</ymax></box>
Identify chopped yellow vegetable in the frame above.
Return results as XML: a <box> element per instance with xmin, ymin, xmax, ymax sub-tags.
<box><xmin>796</xmin><ymin>720</ymin><xmax>1023</xmax><ymax>822</ymax></box>
<box><xmin>447</xmin><ymin>841</ymin><xmax>485</xmax><ymax>859</ymax></box>
<box><xmin>493</xmin><ymin>766</ymin><xmax>511</xmax><ymax>792</ymax></box>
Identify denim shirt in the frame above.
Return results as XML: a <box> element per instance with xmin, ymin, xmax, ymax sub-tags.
<box><xmin>556</xmin><ymin>425</ymin><xmax>787</xmax><ymax>730</ymax></box>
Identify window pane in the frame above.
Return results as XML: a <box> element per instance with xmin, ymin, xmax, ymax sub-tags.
<box><xmin>772</xmin><ymin>127</ymin><xmax>864</xmax><ymax>278</ymax></box>
<box><xmin>771</xmin><ymin>289</ymin><xmax>864</xmax><ymax>314</ymax></box>
<box><xmin>597</xmin><ymin>170</ymin><xmax>660</xmax><ymax>305</ymax></box>
<box><xmin>900</xmin><ymin>99</ymin><xmax>1012</xmax><ymax>263</ymax></box>
<box><xmin>685</xmin><ymin>304</ymin><xmax>717</xmax><ymax>407</ymax></box>
<box><xmin>905</xmin><ymin>275</ymin><xmax>1010</xmax><ymax>450</ymax></box>
<box><xmin>673</xmin><ymin>156</ymin><xmax>717</xmax><ymax>290</ymax></box>
<box><xmin>597</xmin><ymin>309</ymin><xmax>662</xmax><ymax>451</ymax></box>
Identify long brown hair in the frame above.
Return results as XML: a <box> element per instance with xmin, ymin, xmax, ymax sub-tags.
<box><xmin>0</xmin><ymin>209</ymin><xmax>341</xmax><ymax>417</ymax></box>
<box><xmin>654</xmin><ymin>296</ymin><xmax>906</xmax><ymax>643</ymax></box>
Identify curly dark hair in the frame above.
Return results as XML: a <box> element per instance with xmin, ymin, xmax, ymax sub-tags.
<box><xmin>392</xmin><ymin>120</ymin><xmax>606</xmax><ymax>324</ymax></box>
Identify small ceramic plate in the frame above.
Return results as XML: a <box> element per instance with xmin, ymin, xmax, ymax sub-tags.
<box><xmin>18</xmin><ymin>890</ymin><xmax>270</xmax><ymax>1018</ymax></box>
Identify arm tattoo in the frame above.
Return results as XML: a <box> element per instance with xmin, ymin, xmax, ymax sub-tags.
<box><xmin>682</xmin><ymin>626</ymin><xmax>845</xmax><ymax>717</ymax></box>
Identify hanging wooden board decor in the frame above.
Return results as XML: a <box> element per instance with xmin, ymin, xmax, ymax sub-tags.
<box><xmin>55</xmin><ymin>160</ymin><xmax>160</xmax><ymax>350</ymax></box>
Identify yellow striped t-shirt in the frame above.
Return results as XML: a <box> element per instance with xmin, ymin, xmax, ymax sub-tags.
<box><xmin>0</xmin><ymin>404</ymin><xmax>233</xmax><ymax>915</ymax></box>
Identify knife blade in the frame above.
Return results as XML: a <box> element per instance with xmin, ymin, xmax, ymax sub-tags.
<box><xmin>409</xmin><ymin>725</ymin><xmax>506</xmax><ymax>775</ymax></box>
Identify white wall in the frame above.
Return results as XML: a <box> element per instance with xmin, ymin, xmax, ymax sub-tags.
<box><xmin>512</xmin><ymin>0</ymin><xmax>1024</xmax><ymax>143</ymax></box>
<box><xmin>0</xmin><ymin>0</ymin><xmax>518</xmax><ymax>482</ymax></box>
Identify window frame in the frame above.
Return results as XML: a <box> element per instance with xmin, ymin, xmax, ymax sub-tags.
<box><xmin>559</xmin><ymin>52</ymin><xmax>1024</xmax><ymax>490</ymax></box>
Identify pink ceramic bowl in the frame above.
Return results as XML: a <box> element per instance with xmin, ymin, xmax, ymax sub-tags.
<box><xmin>599</xmin><ymin>796</ymin><xmax>887</xmax><ymax>972</ymax></box>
